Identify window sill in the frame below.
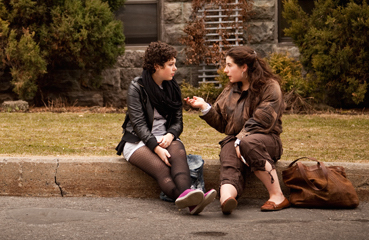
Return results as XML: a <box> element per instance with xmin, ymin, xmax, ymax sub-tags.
<box><xmin>124</xmin><ymin>45</ymin><xmax>148</xmax><ymax>51</ymax></box>
<box><xmin>277</xmin><ymin>41</ymin><xmax>296</xmax><ymax>47</ymax></box>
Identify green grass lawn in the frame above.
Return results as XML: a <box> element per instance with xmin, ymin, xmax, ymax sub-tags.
<box><xmin>1</xmin><ymin>111</ymin><xmax>368</xmax><ymax>162</ymax></box>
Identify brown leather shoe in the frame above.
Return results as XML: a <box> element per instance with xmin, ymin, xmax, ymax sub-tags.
<box><xmin>221</xmin><ymin>197</ymin><xmax>238</xmax><ymax>215</ymax></box>
<box><xmin>260</xmin><ymin>197</ymin><xmax>291</xmax><ymax>211</ymax></box>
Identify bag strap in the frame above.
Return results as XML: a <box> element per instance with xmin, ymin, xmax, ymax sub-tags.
<box><xmin>296</xmin><ymin>161</ymin><xmax>329</xmax><ymax>191</ymax></box>
<box><xmin>288</xmin><ymin>156</ymin><xmax>319</xmax><ymax>167</ymax></box>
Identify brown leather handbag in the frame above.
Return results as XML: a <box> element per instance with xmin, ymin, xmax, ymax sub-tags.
<box><xmin>282</xmin><ymin>157</ymin><xmax>359</xmax><ymax>208</ymax></box>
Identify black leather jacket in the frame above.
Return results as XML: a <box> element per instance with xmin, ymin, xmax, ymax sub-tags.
<box><xmin>116</xmin><ymin>77</ymin><xmax>183</xmax><ymax>155</ymax></box>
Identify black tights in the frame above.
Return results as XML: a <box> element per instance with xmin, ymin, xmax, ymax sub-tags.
<box><xmin>129</xmin><ymin>140</ymin><xmax>191</xmax><ymax>200</ymax></box>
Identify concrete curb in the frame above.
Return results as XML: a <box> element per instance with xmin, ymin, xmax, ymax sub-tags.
<box><xmin>1</xmin><ymin>157</ymin><xmax>368</xmax><ymax>201</ymax></box>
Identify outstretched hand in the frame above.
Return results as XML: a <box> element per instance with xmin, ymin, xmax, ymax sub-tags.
<box><xmin>184</xmin><ymin>96</ymin><xmax>208</xmax><ymax>110</ymax></box>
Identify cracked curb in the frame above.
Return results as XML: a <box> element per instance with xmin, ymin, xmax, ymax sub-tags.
<box><xmin>54</xmin><ymin>159</ymin><xmax>64</xmax><ymax>197</ymax></box>
<box><xmin>1</xmin><ymin>157</ymin><xmax>369</xmax><ymax>201</ymax></box>
<box><xmin>0</xmin><ymin>157</ymin><xmax>61</xmax><ymax>197</ymax></box>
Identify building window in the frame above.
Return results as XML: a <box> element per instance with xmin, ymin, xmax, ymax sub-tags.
<box><xmin>278</xmin><ymin>0</ymin><xmax>315</xmax><ymax>42</ymax></box>
<box><xmin>115</xmin><ymin>0</ymin><xmax>159</xmax><ymax>45</ymax></box>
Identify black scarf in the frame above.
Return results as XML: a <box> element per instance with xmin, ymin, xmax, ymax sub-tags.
<box><xmin>141</xmin><ymin>69</ymin><xmax>182</xmax><ymax>118</ymax></box>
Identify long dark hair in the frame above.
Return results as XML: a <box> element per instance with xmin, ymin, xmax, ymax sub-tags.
<box><xmin>226</xmin><ymin>46</ymin><xmax>281</xmax><ymax>114</ymax></box>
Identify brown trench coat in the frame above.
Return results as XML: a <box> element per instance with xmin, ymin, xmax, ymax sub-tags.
<box><xmin>200</xmin><ymin>79</ymin><xmax>284</xmax><ymax>145</ymax></box>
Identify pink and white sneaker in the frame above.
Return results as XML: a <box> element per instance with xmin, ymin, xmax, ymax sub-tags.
<box><xmin>175</xmin><ymin>189</ymin><xmax>204</xmax><ymax>209</ymax></box>
<box><xmin>189</xmin><ymin>189</ymin><xmax>217</xmax><ymax>215</ymax></box>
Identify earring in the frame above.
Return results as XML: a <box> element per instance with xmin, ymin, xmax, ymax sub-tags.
<box><xmin>242</xmin><ymin>71</ymin><xmax>245</xmax><ymax>78</ymax></box>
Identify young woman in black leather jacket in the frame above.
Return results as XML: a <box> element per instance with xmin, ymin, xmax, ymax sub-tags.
<box><xmin>116</xmin><ymin>41</ymin><xmax>216</xmax><ymax>215</ymax></box>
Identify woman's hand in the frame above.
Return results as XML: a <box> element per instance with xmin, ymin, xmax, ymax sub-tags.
<box><xmin>154</xmin><ymin>146</ymin><xmax>171</xmax><ymax>167</ymax></box>
<box><xmin>235</xmin><ymin>145</ymin><xmax>249</xmax><ymax>167</ymax></box>
<box><xmin>184</xmin><ymin>96</ymin><xmax>208</xmax><ymax>110</ymax></box>
<box><xmin>156</xmin><ymin>133</ymin><xmax>174</xmax><ymax>167</ymax></box>
<box><xmin>158</xmin><ymin>133</ymin><xmax>174</xmax><ymax>149</ymax></box>
<box><xmin>235</xmin><ymin>145</ymin><xmax>241</xmax><ymax>159</ymax></box>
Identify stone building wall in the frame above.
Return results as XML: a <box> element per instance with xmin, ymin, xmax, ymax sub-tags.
<box><xmin>247</xmin><ymin>0</ymin><xmax>299</xmax><ymax>57</ymax></box>
<box><xmin>0</xmin><ymin>0</ymin><xmax>300</xmax><ymax>108</ymax></box>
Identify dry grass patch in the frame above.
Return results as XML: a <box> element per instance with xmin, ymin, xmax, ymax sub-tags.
<box><xmin>0</xmin><ymin>112</ymin><xmax>124</xmax><ymax>156</ymax></box>
<box><xmin>281</xmin><ymin>114</ymin><xmax>369</xmax><ymax>162</ymax></box>
<box><xmin>0</xmin><ymin>110</ymin><xmax>368</xmax><ymax>163</ymax></box>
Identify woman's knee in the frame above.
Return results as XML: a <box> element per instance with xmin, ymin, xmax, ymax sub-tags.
<box><xmin>239</xmin><ymin>135</ymin><xmax>263</xmax><ymax>152</ymax></box>
<box><xmin>168</xmin><ymin>141</ymin><xmax>186</xmax><ymax>157</ymax></box>
<box><xmin>239</xmin><ymin>135</ymin><xmax>279</xmax><ymax>170</ymax></box>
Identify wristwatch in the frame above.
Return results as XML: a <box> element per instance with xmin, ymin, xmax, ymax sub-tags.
<box><xmin>234</xmin><ymin>139</ymin><xmax>240</xmax><ymax>147</ymax></box>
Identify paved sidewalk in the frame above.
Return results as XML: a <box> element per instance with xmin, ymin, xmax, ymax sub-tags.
<box><xmin>1</xmin><ymin>196</ymin><xmax>368</xmax><ymax>240</ymax></box>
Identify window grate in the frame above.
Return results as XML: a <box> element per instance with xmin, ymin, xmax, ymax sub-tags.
<box><xmin>197</xmin><ymin>0</ymin><xmax>244</xmax><ymax>85</ymax></box>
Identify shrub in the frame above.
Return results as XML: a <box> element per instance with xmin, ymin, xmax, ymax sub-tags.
<box><xmin>6</xmin><ymin>29</ymin><xmax>47</xmax><ymax>100</ymax></box>
<box><xmin>266</xmin><ymin>52</ymin><xmax>315</xmax><ymax>113</ymax></box>
<box><xmin>0</xmin><ymin>0</ymin><xmax>125</xmax><ymax>101</ymax></box>
<box><xmin>267</xmin><ymin>53</ymin><xmax>304</xmax><ymax>93</ymax></box>
<box><xmin>282</xmin><ymin>0</ymin><xmax>369</xmax><ymax>107</ymax></box>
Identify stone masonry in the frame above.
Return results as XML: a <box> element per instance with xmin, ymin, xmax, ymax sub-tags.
<box><xmin>0</xmin><ymin>0</ymin><xmax>300</xmax><ymax>108</ymax></box>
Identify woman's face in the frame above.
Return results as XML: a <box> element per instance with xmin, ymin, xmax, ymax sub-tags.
<box><xmin>155</xmin><ymin>58</ymin><xmax>177</xmax><ymax>81</ymax></box>
<box><xmin>224</xmin><ymin>56</ymin><xmax>247</xmax><ymax>83</ymax></box>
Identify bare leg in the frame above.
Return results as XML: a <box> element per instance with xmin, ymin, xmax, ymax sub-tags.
<box><xmin>254</xmin><ymin>161</ymin><xmax>285</xmax><ymax>204</ymax></box>
<box><xmin>220</xmin><ymin>184</ymin><xmax>238</xmax><ymax>205</ymax></box>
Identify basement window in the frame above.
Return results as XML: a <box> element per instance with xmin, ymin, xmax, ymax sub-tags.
<box><xmin>115</xmin><ymin>0</ymin><xmax>159</xmax><ymax>45</ymax></box>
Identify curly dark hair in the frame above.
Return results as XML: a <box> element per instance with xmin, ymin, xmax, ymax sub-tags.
<box><xmin>143</xmin><ymin>41</ymin><xmax>177</xmax><ymax>74</ymax></box>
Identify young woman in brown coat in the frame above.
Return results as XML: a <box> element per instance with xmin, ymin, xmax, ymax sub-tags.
<box><xmin>185</xmin><ymin>46</ymin><xmax>290</xmax><ymax>214</ymax></box>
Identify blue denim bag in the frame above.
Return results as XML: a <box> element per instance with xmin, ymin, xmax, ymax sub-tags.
<box><xmin>160</xmin><ymin>154</ymin><xmax>206</xmax><ymax>202</ymax></box>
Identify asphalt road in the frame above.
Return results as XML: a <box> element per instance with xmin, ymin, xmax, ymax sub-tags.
<box><xmin>1</xmin><ymin>196</ymin><xmax>368</xmax><ymax>240</ymax></box>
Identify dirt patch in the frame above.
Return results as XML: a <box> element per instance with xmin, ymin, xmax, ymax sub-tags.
<box><xmin>1</xmin><ymin>104</ymin><xmax>368</xmax><ymax>115</ymax></box>
<box><xmin>28</xmin><ymin>106</ymin><xmax>126</xmax><ymax>114</ymax></box>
